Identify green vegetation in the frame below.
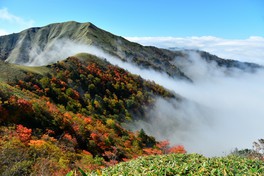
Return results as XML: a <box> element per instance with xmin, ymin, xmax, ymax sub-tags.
<box><xmin>89</xmin><ymin>154</ymin><xmax>264</xmax><ymax>175</ymax></box>
<box><xmin>14</xmin><ymin>64</ymin><xmax>50</xmax><ymax>75</ymax></box>
<box><xmin>0</xmin><ymin>60</ymin><xmax>26</xmax><ymax>82</ymax></box>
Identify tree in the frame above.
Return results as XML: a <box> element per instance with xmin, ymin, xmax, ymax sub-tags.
<box><xmin>16</xmin><ymin>124</ymin><xmax>32</xmax><ymax>143</ymax></box>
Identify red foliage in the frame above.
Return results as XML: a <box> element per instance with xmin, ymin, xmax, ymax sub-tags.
<box><xmin>62</xmin><ymin>133</ymin><xmax>78</xmax><ymax>146</ymax></box>
<box><xmin>17</xmin><ymin>98</ymin><xmax>32</xmax><ymax>112</ymax></box>
<box><xmin>168</xmin><ymin>145</ymin><xmax>186</xmax><ymax>154</ymax></box>
<box><xmin>124</xmin><ymin>140</ymin><xmax>131</xmax><ymax>148</ymax></box>
<box><xmin>143</xmin><ymin>148</ymin><xmax>162</xmax><ymax>155</ymax></box>
<box><xmin>46</xmin><ymin>129</ymin><xmax>55</xmax><ymax>135</ymax></box>
<box><xmin>83</xmin><ymin>117</ymin><xmax>92</xmax><ymax>124</ymax></box>
<box><xmin>71</xmin><ymin>89</ymin><xmax>80</xmax><ymax>100</ymax></box>
<box><xmin>122</xmin><ymin>158</ymin><xmax>130</xmax><ymax>162</ymax></box>
<box><xmin>156</xmin><ymin>140</ymin><xmax>186</xmax><ymax>154</ymax></box>
<box><xmin>156</xmin><ymin>140</ymin><xmax>170</xmax><ymax>153</ymax></box>
<box><xmin>33</xmin><ymin>84</ymin><xmax>40</xmax><ymax>90</ymax></box>
<box><xmin>46</xmin><ymin>101</ymin><xmax>59</xmax><ymax>114</ymax></box>
<box><xmin>63</xmin><ymin>112</ymin><xmax>72</xmax><ymax>120</ymax></box>
<box><xmin>90</xmin><ymin>132</ymin><xmax>98</xmax><ymax>141</ymax></box>
<box><xmin>87</xmin><ymin>63</ymin><xmax>102</xmax><ymax>76</ymax></box>
<box><xmin>82</xmin><ymin>150</ymin><xmax>93</xmax><ymax>156</ymax></box>
<box><xmin>63</xmin><ymin>133</ymin><xmax>74</xmax><ymax>141</ymax></box>
<box><xmin>16</xmin><ymin>124</ymin><xmax>32</xmax><ymax>143</ymax></box>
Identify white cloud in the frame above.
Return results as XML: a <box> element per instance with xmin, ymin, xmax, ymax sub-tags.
<box><xmin>0</xmin><ymin>29</ymin><xmax>8</xmax><ymax>36</ymax></box>
<box><xmin>0</xmin><ymin>8</ymin><xmax>34</xmax><ymax>35</ymax></box>
<box><xmin>126</xmin><ymin>36</ymin><xmax>264</xmax><ymax>65</ymax></box>
<box><xmin>126</xmin><ymin>51</ymin><xmax>264</xmax><ymax>157</ymax></box>
<box><xmin>11</xmin><ymin>38</ymin><xmax>264</xmax><ymax>156</ymax></box>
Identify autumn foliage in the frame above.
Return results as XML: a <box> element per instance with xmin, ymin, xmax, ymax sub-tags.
<box><xmin>0</xmin><ymin>54</ymin><xmax>182</xmax><ymax>175</ymax></box>
<box><xmin>16</xmin><ymin>124</ymin><xmax>32</xmax><ymax>143</ymax></box>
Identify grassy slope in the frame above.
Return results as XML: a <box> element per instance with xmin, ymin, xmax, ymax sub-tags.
<box><xmin>90</xmin><ymin>153</ymin><xmax>264</xmax><ymax>176</ymax></box>
<box><xmin>0</xmin><ymin>60</ymin><xmax>49</xmax><ymax>82</ymax></box>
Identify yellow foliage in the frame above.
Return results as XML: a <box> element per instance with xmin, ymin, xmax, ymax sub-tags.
<box><xmin>29</xmin><ymin>139</ymin><xmax>46</xmax><ymax>147</ymax></box>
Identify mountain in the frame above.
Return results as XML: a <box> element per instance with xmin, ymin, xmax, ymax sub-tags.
<box><xmin>0</xmin><ymin>21</ymin><xmax>263</xmax><ymax>175</ymax></box>
<box><xmin>0</xmin><ymin>53</ymin><xmax>184</xmax><ymax>175</ymax></box>
<box><xmin>0</xmin><ymin>21</ymin><xmax>189</xmax><ymax>79</ymax></box>
<box><xmin>0</xmin><ymin>21</ymin><xmax>260</xmax><ymax>82</ymax></box>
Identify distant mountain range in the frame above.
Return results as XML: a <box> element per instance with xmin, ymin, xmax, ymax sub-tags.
<box><xmin>0</xmin><ymin>21</ymin><xmax>260</xmax><ymax>82</ymax></box>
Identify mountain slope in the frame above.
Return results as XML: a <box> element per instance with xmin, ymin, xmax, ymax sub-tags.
<box><xmin>1</xmin><ymin>21</ymin><xmax>260</xmax><ymax>82</ymax></box>
<box><xmin>0</xmin><ymin>53</ymin><xmax>182</xmax><ymax>175</ymax></box>
<box><xmin>0</xmin><ymin>21</ymin><xmax>189</xmax><ymax>79</ymax></box>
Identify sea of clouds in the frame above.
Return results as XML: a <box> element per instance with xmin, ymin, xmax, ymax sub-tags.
<box><xmin>20</xmin><ymin>38</ymin><xmax>264</xmax><ymax>156</ymax></box>
<box><xmin>126</xmin><ymin>36</ymin><xmax>264</xmax><ymax>66</ymax></box>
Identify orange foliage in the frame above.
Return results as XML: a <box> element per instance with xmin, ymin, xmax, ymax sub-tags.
<box><xmin>122</xmin><ymin>158</ymin><xmax>130</xmax><ymax>162</ymax></box>
<box><xmin>29</xmin><ymin>139</ymin><xmax>46</xmax><ymax>147</ymax></box>
<box><xmin>82</xmin><ymin>150</ymin><xmax>93</xmax><ymax>156</ymax></box>
<box><xmin>83</xmin><ymin>117</ymin><xmax>92</xmax><ymax>124</ymax></box>
<box><xmin>46</xmin><ymin>129</ymin><xmax>55</xmax><ymax>135</ymax></box>
<box><xmin>90</xmin><ymin>132</ymin><xmax>98</xmax><ymax>140</ymax></box>
<box><xmin>156</xmin><ymin>140</ymin><xmax>170</xmax><ymax>153</ymax></box>
<box><xmin>156</xmin><ymin>140</ymin><xmax>186</xmax><ymax>154</ymax></box>
<box><xmin>41</xmin><ymin>134</ymin><xmax>57</xmax><ymax>142</ymax></box>
<box><xmin>64</xmin><ymin>112</ymin><xmax>72</xmax><ymax>119</ymax></box>
<box><xmin>124</xmin><ymin>140</ymin><xmax>131</xmax><ymax>148</ymax></box>
<box><xmin>16</xmin><ymin>124</ymin><xmax>32</xmax><ymax>143</ymax></box>
<box><xmin>168</xmin><ymin>145</ymin><xmax>186</xmax><ymax>154</ymax></box>
<box><xmin>63</xmin><ymin>133</ymin><xmax>74</xmax><ymax>141</ymax></box>
<box><xmin>143</xmin><ymin>148</ymin><xmax>162</xmax><ymax>155</ymax></box>
<box><xmin>46</xmin><ymin>101</ymin><xmax>59</xmax><ymax>114</ymax></box>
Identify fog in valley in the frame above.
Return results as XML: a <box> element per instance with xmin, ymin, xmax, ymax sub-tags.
<box><xmin>25</xmin><ymin>39</ymin><xmax>264</xmax><ymax>156</ymax></box>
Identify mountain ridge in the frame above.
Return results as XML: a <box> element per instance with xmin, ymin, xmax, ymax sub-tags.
<box><xmin>2</xmin><ymin>21</ymin><xmax>260</xmax><ymax>82</ymax></box>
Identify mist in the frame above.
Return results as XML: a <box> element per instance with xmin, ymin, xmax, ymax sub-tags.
<box><xmin>131</xmin><ymin>53</ymin><xmax>264</xmax><ymax>156</ymax></box>
<box><xmin>25</xmin><ymin>39</ymin><xmax>264</xmax><ymax>157</ymax></box>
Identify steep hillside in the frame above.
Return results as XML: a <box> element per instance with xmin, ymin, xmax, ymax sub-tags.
<box><xmin>0</xmin><ymin>21</ymin><xmax>188</xmax><ymax>79</ymax></box>
<box><xmin>0</xmin><ymin>21</ymin><xmax>260</xmax><ymax>81</ymax></box>
<box><xmin>0</xmin><ymin>53</ymin><xmax>183</xmax><ymax>175</ymax></box>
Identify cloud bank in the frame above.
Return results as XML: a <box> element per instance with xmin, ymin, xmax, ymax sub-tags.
<box><xmin>0</xmin><ymin>8</ymin><xmax>34</xmax><ymax>35</ymax></box>
<box><xmin>126</xmin><ymin>36</ymin><xmax>264</xmax><ymax>65</ymax></box>
<box><xmin>127</xmin><ymin>51</ymin><xmax>264</xmax><ymax>157</ymax></box>
<box><xmin>20</xmin><ymin>39</ymin><xmax>264</xmax><ymax>157</ymax></box>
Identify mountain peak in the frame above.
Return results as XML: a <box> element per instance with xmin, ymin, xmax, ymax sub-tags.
<box><xmin>0</xmin><ymin>21</ymin><xmax>190</xmax><ymax>79</ymax></box>
<box><xmin>0</xmin><ymin>21</ymin><xmax>256</xmax><ymax>81</ymax></box>
<box><xmin>45</xmin><ymin>21</ymin><xmax>94</xmax><ymax>29</ymax></box>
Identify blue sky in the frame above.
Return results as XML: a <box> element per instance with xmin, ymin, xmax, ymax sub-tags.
<box><xmin>0</xmin><ymin>0</ymin><xmax>263</xmax><ymax>38</ymax></box>
<box><xmin>1</xmin><ymin>0</ymin><xmax>264</xmax><ymax>63</ymax></box>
